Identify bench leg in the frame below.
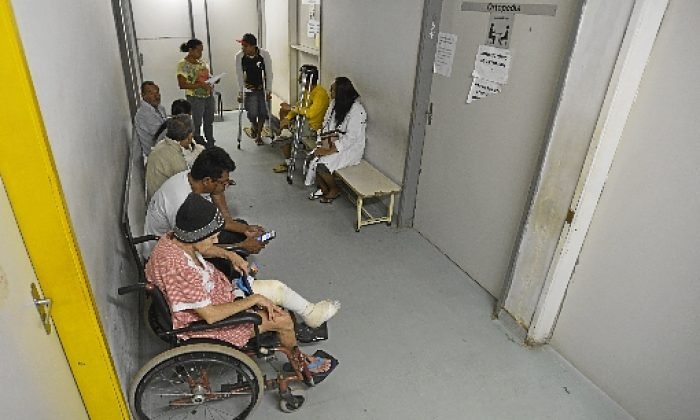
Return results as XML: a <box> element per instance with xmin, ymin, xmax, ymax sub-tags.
<box><xmin>387</xmin><ymin>193</ymin><xmax>395</xmax><ymax>226</ymax></box>
<box><xmin>356</xmin><ymin>196</ymin><xmax>363</xmax><ymax>232</ymax></box>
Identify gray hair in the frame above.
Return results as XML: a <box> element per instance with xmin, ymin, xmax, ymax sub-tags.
<box><xmin>166</xmin><ymin>114</ymin><xmax>194</xmax><ymax>141</ymax></box>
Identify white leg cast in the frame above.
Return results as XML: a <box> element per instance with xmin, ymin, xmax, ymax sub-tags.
<box><xmin>252</xmin><ymin>279</ymin><xmax>309</xmax><ymax>314</ymax></box>
<box><xmin>251</xmin><ymin>279</ymin><xmax>340</xmax><ymax>328</ymax></box>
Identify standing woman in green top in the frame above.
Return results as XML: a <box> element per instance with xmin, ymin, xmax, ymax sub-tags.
<box><xmin>177</xmin><ymin>39</ymin><xmax>216</xmax><ymax>147</ymax></box>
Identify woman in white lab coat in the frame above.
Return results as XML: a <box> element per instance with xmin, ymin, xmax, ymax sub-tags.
<box><xmin>311</xmin><ymin>77</ymin><xmax>367</xmax><ymax>203</ymax></box>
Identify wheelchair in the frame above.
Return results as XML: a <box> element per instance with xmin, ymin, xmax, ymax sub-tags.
<box><xmin>118</xmin><ymin>233</ymin><xmax>334</xmax><ymax>419</ymax></box>
<box><xmin>120</xmin><ymin>191</ymin><xmax>331</xmax><ymax>418</ymax></box>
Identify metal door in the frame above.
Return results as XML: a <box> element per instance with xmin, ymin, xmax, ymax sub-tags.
<box><xmin>413</xmin><ymin>0</ymin><xmax>580</xmax><ymax>296</ymax></box>
<box><xmin>0</xmin><ymin>178</ymin><xmax>88</xmax><ymax>419</ymax></box>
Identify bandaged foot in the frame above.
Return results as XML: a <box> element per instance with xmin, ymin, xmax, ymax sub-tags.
<box><xmin>251</xmin><ymin>280</ymin><xmax>340</xmax><ymax>327</ymax></box>
<box><xmin>301</xmin><ymin>300</ymin><xmax>341</xmax><ymax>328</ymax></box>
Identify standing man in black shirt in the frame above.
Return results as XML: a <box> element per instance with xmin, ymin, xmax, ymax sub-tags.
<box><xmin>235</xmin><ymin>33</ymin><xmax>274</xmax><ymax>146</ymax></box>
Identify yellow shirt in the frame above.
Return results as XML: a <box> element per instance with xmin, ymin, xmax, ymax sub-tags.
<box><xmin>287</xmin><ymin>84</ymin><xmax>329</xmax><ymax>131</ymax></box>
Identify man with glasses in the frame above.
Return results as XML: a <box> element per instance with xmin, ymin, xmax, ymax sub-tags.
<box><xmin>145</xmin><ymin>146</ymin><xmax>264</xmax><ymax>259</ymax></box>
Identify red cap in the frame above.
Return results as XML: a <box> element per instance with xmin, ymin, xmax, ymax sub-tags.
<box><xmin>237</xmin><ymin>33</ymin><xmax>257</xmax><ymax>47</ymax></box>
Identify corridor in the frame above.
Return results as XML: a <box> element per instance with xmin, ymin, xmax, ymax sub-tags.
<box><xmin>139</xmin><ymin>113</ymin><xmax>633</xmax><ymax>420</ymax></box>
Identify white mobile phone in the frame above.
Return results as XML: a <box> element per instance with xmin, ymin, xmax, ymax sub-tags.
<box><xmin>258</xmin><ymin>230</ymin><xmax>276</xmax><ymax>242</ymax></box>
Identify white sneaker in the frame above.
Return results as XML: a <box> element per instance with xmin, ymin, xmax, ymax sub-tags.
<box><xmin>308</xmin><ymin>188</ymin><xmax>323</xmax><ymax>200</ymax></box>
<box><xmin>280</xmin><ymin>128</ymin><xmax>293</xmax><ymax>138</ymax></box>
<box><xmin>302</xmin><ymin>300</ymin><xmax>340</xmax><ymax>328</ymax></box>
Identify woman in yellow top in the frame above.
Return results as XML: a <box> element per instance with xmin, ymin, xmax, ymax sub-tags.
<box><xmin>177</xmin><ymin>39</ymin><xmax>216</xmax><ymax>148</ymax></box>
<box><xmin>273</xmin><ymin>65</ymin><xmax>329</xmax><ymax>173</ymax></box>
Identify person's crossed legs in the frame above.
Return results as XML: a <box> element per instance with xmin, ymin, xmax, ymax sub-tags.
<box><xmin>316</xmin><ymin>163</ymin><xmax>341</xmax><ymax>203</ymax></box>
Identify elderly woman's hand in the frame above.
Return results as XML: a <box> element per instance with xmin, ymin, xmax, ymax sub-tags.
<box><xmin>252</xmin><ymin>294</ymin><xmax>284</xmax><ymax>321</ymax></box>
<box><xmin>227</xmin><ymin>250</ymin><xmax>249</xmax><ymax>276</ymax></box>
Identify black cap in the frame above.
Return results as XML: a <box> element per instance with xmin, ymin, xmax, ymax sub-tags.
<box><xmin>173</xmin><ymin>194</ymin><xmax>225</xmax><ymax>243</ymax></box>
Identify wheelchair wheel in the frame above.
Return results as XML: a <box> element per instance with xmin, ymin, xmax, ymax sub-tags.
<box><xmin>130</xmin><ymin>343</ymin><xmax>264</xmax><ymax>420</ymax></box>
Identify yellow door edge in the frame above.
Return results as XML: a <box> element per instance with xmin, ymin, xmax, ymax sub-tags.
<box><xmin>0</xmin><ymin>1</ymin><xmax>130</xmax><ymax>419</ymax></box>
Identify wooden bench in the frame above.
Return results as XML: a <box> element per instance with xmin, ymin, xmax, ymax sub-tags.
<box><xmin>335</xmin><ymin>159</ymin><xmax>402</xmax><ymax>231</ymax></box>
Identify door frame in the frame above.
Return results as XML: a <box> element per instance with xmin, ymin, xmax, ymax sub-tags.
<box><xmin>111</xmin><ymin>0</ymin><xmax>142</xmax><ymax>117</ymax></box>
<box><xmin>0</xmin><ymin>1</ymin><xmax>129</xmax><ymax>418</ymax></box>
<box><xmin>524</xmin><ymin>0</ymin><xmax>669</xmax><ymax>344</ymax></box>
<box><xmin>397</xmin><ymin>0</ymin><xmax>442</xmax><ymax>228</ymax></box>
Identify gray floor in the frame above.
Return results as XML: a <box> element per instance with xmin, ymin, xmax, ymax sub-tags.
<box><xmin>142</xmin><ymin>112</ymin><xmax>633</xmax><ymax>420</ymax></box>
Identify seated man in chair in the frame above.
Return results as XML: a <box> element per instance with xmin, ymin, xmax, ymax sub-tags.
<box><xmin>145</xmin><ymin>146</ymin><xmax>264</xmax><ymax>256</ymax></box>
<box><xmin>145</xmin><ymin>193</ymin><xmax>337</xmax><ymax>378</ymax></box>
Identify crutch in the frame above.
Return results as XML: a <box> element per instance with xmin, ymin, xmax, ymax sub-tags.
<box><xmin>258</xmin><ymin>61</ymin><xmax>275</xmax><ymax>143</ymax></box>
<box><xmin>236</xmin><ymin>91</ymin><xmax>244</xmax><ymax>150</ymax></box>
<box><xmin>286</xmin><ymin>71</ymin><xmax>313</xmax><ymax>185</ymax></box>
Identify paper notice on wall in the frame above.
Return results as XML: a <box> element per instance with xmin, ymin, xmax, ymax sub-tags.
<box><xmin>307</xmin><ymin>19</ymin><xmax>321</xmax><ymax>38</ymax></box>
<box><xmin>472</xmin><ymin>45</ymin><xmax>511</xmax><ymax>84</ymax></box>
<box><xmin>466</xmin><ymin>77</ymin><xmax>502</xmax><ymax>104</ymax></box>
<box><xmin>302</xmin><ymin>0</ymin><xmax>320</xmax><ymax>4</ymax></box>
<box><xmin>433</xmin><ymin>32</ymin><xmax>458</xmax><ymax>77</ymax></box>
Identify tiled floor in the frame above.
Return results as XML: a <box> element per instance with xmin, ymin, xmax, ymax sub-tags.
<box><xmin>139</xmin><ymin>112</ymin><xmax>633</xmax><ymax>420</ymax></box>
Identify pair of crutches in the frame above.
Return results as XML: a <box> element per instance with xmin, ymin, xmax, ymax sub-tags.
<box><xmin>237</xmin><ymin>61</ymin><xmax>274</xmax><ymax>150</ymax></box>
<box><xmin>286</xmin><ymin>71</ymin><xmax>315</xmax><ymax>184</ymax></box>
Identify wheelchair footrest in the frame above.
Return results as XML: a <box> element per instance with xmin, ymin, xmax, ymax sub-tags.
<box><xmin>292</xmin><ymin>313</ymin><xmax>329</xmax><ymax>344</ymax></box>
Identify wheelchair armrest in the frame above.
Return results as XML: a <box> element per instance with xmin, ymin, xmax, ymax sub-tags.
<box><xmin>132</xmin><ymin>234</ymin><xmax>159</xmax><ymax>245</ymax></box>
<box><xmin>118</xmin><ymin>282</ymin><xmax>147</xmax><ymax>295</ymax></box>
<box><xmin>215</xmin><ymin>243</ymin><xmax>250</xmax><ymax>258</ymax></box>
<box><xmin>167</xmin><ymin>312</ymin><xmax>262</xmax><ymax>336</ymax></box>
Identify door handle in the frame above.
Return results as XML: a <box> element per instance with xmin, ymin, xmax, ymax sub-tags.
<box><xmin>426</xmin><ymin>102</ymin><xmax>433</xmax><ymax>125</ymax></box>
<box><xmin>31</xmin><ymin>283</ymin><xmax>52</xmax><ymax>335</ymax></box>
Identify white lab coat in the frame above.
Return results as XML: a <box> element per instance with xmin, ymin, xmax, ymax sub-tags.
<box><xmin>318</xmin><ymin>100</ymin><xmax>367</xmax><ymax>173</ymax></box>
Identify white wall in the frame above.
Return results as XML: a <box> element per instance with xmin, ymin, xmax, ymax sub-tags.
<box><xmin>132</xmin><ymin>0</ymin><xmax>191</xmax><ymax>111</ymax></box>
<box><xmin>132</xmin><ymin>0</ymin><xmax>258</xmax><ymax>111</ymax></box>
<box><xmin>551</xmin><ymin>2</ymin><xmax>700</xmax><ymax>419</ymax></box>
<box><xmin>264</xmin><ymin>0</ymin><xmax>291</xmax><ymax>102</ymax></box>
<box><xmin>11</xmin><ymin>0</ymin><xmax>140</xmax><ymax>393</ymax></box>
<box><xmin>322</xmin><ymin>0</ymin><xmax>424</xmax><ymax>183</ymax></box>
<box><xmin>205</xmin><ymin>0</ymin><xmax>258</xmax><ymax>110</ymax></box>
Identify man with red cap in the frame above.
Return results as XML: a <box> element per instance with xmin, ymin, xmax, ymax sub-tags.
<box><xmin>235</xmin><ymin>33</ymin><xmax>274</xmax><ymax>145</ymax></box>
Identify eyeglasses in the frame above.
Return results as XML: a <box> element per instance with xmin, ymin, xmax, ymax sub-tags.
<box><xmin>212</xmin><ymin>177</ymin><xmax>231</xmax><ymax>186</ymax></box>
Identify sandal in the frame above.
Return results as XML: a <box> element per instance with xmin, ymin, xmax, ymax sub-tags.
<box><xmin>273</xmin><ymin>163</ymin><xmax>288</xmax><ymax>173</ymax></box>
<box><xmin>306</xmin><ymin>356</ymin><xmax>330</xmax><ymax>374</ymax></box>
<box><xmin>319</xmin><ymin>194</ymin><xmax>339</xmax><ymax>204</ymax></box>
<box><xmin>282</xmin><ymin>350</ymin><xmax>339</xmax><ymax>384</ymax></box>
<box><xmin>308</xmin><ymin>189</ymin><xmax>323</xmax><ymax>200</ymax></box>
<box><xmin>308</xmin><ymin>350</ymin><xmax>339</xmax><ymax>384</ymax></box>
<box><xmin>243</xmin><ymin>127</ymin><xmax>256</xmax><ymax>139</ymax></box>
